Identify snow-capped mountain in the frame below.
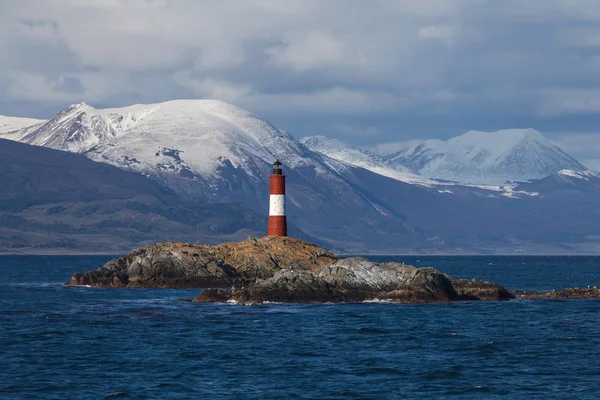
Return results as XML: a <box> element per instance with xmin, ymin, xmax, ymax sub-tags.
<box><xmin>2</xmin><ymin>100</ymin><xmax>322</xmax><ymax>181</ymax></box>
<box><xmin>0</xmin><ymin>99</ymin><xmax>426</xmax><ymax>251</ymax></box>
<box><xmin>299</xmin><ymin>136</ymin><xmax>431</xmax><ymax>185</ymax></box>
<box><xmin>4</xmin><ymin>100</ymin><xmax>600</xmax><ymax>253</ymax></box>
<box><xmin>0</xmin><ymin>115</ymin><xmax>45</xmax><ymax>135</ymax></box>
<box><xmin>387</xmin><ymin>129</ymin><xmax>586</xmax><ymax>185</ymax></box>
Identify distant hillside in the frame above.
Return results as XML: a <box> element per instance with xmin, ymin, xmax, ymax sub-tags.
<box><xmin>0</xmin><ymin>139</ymin><xmax>270</xmax><ymax>253</ymax></box>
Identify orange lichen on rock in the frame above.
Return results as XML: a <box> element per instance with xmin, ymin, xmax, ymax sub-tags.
<box><xmin>214</xmin><ymin>236</ymin><xmax>339</xmax><ymax>280</ymax></box>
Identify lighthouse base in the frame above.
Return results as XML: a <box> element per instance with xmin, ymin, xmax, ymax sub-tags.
<box><xmin>268</xmin><ymin>216</ymin><xmax>287</xmax><ymax>237</ymax></box>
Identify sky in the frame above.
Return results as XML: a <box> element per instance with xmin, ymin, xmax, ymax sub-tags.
<box><xmin>1</xmin><ymin>0</ymin><xmax>600</xmax><ymax>169</ymax></box>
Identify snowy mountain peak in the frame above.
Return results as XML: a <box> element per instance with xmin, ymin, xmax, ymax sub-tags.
<box><xmin>387</xmin><ymin>128</ymin><xmax>586</xmax><ymax>185</ymax></box>
<box><xmin>450</xmin><ymin>129</ymin><xmax>553</xmax><ymax>167</ymax></box>
<box><xmin>0</xmin><ymin>99</ymin><xmax>319</xmax><ymax>183</ymax></box>
<box><xmin>300</xmin><ymin>136</ymin><xmax>386</xmax><ymax>162</ymax></box>
<box><xmin>455</xmin><ymin>128</ymin><xmax>544</xmax><ymax>146</ymax></box>
<box><xmin>0</xmin><ymin>101</ymin><xmax>590</xmax><ymax>192</ymax></box>
<box><xmin>300</xmin><ymin>135</ymin><xmax>430</xmax><ymax>185</ymax></box>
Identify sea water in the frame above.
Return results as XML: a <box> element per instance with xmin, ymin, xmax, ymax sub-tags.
<box><xmin>1</xmin><ymin>255</ymin><xmax>600</xmax><ymax>399</ymax></box>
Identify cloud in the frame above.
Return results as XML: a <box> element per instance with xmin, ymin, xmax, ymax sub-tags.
<box><xmin>173</xmin><ymin>72</ymin><xmax>251</xmax><ymax>102</ymax></box>
<box><xmin>332</xmin><ymin>123</ymin><xmax>382</xmax><ymax>137</ymax></box>
<box><xmin>418</xmin><ymin>24</ymin><xmax>462</xmax><ymax>46</ymax></box>
<box><xmin>1</xmin><ymin>0</ymin><xmax>600</xmax><ymax>166</ymax></box>
<box><xmin>7</xmin><ymin>72</ymin><xmax>78</xmax><ymax>102</ymax></box>
<box><xmin>267</xmin><ymin>31</ymin><xmax>350</xmax><ymax>71</ymax></box>
<box><xmin>53</xmin><ymin>76</ymin><xmax>85</xmax><ymax>94</ymax></box>
<box><xmin>173</xmin><ymin>70</ymin><xmax>411</xmax><ymax>115</ymax></box>
<box><xmin>551</xmin><ymin>133</ymin><xmax>600</xmax><ymax>170</ymax></box>
<box><xmin>537</xmin><ymin>89</ymin><xmax>600</xmax><ymax>116</ymax></box>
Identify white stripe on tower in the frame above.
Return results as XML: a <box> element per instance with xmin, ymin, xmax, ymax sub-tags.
<box><xmin>268</xmin><ymin>160</ymin><xmax>287</xmax><ymax>237</ymax></box>
<box><xmin>269</xmin><ymin>194</ymin><xmax>285</xmax><ymax>216</ymax></box>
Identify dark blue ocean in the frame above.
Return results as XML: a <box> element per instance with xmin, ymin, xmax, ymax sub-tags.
<box><xmin>2</xmin><ymin>255</ymin><xmax>600</xmax><ymax>399</ymax></box>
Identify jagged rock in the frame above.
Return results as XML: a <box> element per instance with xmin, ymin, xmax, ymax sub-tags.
<box><xmin>67</xmin><ymin>236</ymin><xmax>338</xmax><ymax>288</ymax></box>
<box><xmin>194</xmin><ymin>258</ymin><xmax>511</xmax><ymax>304</ymax></box>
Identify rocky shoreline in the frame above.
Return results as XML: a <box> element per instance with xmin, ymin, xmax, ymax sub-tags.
<box><xmin>67</xmin><ymin>237</ymin><xmax>338</xmax><ymax>288</ymax></box>
<box><xmin>66</xmin><ymin>237</ymin><xmax>600</xmax><ymax>305</ymax></box>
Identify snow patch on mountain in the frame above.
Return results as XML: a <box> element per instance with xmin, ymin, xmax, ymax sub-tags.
<box><xmin>387</xmin><ymin>129</ymin><xmax>586</xmax><ymax>185</ymax></box>
<box><xmin>557</xmin><ymin>169</ymin><xmax>600</xmax><ymax>180</ymax></box>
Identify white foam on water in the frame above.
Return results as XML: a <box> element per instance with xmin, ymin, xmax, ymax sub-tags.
<box><xmin>363</xmin><ymin>298</ymin><xmax>394</xmax><ymax>303</ymax></box>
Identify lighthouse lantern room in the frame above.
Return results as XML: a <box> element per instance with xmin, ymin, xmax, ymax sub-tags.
<box><xmin>268</xmin><ymin>160</ymin><xmax>287</xmax><ymax>236</ymax></box>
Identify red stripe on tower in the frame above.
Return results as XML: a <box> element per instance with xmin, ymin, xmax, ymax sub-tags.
<box><xmin>268</xmin><ymin>160</ymin><xmax>287</xmax><ymax>236</ymax></box>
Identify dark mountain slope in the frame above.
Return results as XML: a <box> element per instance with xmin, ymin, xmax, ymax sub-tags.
<box><xmin>0</xmin><ymin>139</ymin><xmax>270</xmax><ymax>253</ymax></box>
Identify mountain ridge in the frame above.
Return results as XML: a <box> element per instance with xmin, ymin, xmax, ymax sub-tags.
<box><xmin>0</xmin><ymin>138</ymin><xmax>275</xmax><ymax>253</ymax></box>
<box><xmin>299</xmin><ymin>135</ymin><xmax>432</xmax><ymax>185</ymax></box>
<box><xmin>386</xmin><ymin>128</ymin><xmax>587</xmax><ymax>184</ymax></box>
<box><xmin>0</xmin><ymin>115</ymin><xmax>46</xmax><ymax>136</ymax></box>
<box><xmin>2</xmin><ymin>100</ymin><xmax>600</xmax><ymax>254</ymax></box>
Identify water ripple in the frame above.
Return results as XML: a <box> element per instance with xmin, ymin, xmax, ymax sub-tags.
<box><xmin>2</xmin><ymin>255</ymin><xmax>600</xmax><ymax>399</ymax></box>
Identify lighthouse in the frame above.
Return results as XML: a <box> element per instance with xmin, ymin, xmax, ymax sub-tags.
<box><xmin>268</xmin><ymin>160</ymin><xmax>287</xmax><ymax>236</ymax></box>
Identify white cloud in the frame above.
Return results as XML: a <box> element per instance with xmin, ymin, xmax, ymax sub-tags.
<box><xmin>332</xmin><ymin>123</ymin><xmax>382</xmax><ymax>137</ymax></box>
<box><xmin>242</xmin><ymin>87</ymin><xmax>411</xmax><ymax>115</ymax></box>
<box><xmin>267</xmin><ymin>31</ymin><xmax>349</xmax><ymax>71</ymax></box>
<box><xmin>537</xmin><ymin>89</ymin><xmax>600</xmax><ymax>116</ymax></box>
<box><xmin>418</xmin><ymin>24</ymin><xmax>462</xmax><ymax>46</ymax></box>
<box><xmin>551</xmin><ymin>133</ymin><xmax>600</xmax><ymax>170</ymax></box>
<box><xmin>7</xmin><ymin>72</ymin><xmax>78</xmax><ymax>102</ymax></box>
<box><xmin>2</xmin><ymin>0</ymin><xmax>600</xmax><ymax>151</ymax></box>
<box><xmin>173</xmin><ymin>72</ymin><xmax>251</xmax><ymax>102</ymax></box>
<box><xmin>194</xmin><ymin>44</ymin><xmax>246</xmax><ymax>71</ymax></box>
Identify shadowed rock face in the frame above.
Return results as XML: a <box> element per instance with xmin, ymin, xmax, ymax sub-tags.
<box><xmin>452</xmin><ymin>279</ymin><xmax>514</xmax><ymax>301</ymax></box>
<box><xmin>193</xmin><ymin>257</ymin><xmax>514</xmax><ymax>304</ymax></box>
<box><xmin>67</xmin><ymin>236</ymin><xmax>339</xmax><ymax>288</ymax></box>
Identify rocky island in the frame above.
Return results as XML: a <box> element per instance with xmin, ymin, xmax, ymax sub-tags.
<box><xmin>67</xmin><ymin>236</ymin><xmax>513</xmax><ymax>304</ymax></box>
<box><xmin>67</xmin><ymin>236</ymin><xmax>599</xmax><ymax>305</ymax></box>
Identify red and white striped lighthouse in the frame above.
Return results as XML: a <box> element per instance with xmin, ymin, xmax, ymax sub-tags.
<box><xmin>268</xmin><ymin>160</ymin><xmax>287</xmax><ymax>237</ymax></box>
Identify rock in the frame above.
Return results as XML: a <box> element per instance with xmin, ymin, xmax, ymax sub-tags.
<box><xmin>546</xmin><ymin>287</ymin><xmax>600</xmax><ymax>298</ymax></box>
<box><xmin>67</xmin><ymin>236</ymin><xmax>339</xmax><ymax>288</ymax></box>
<box><xmin>68</xmin><ymin>236</ymin><xmax>517</xmax><ymax>304</ymax></box>
<box><xmin>215</xmin><ymin>236</ymin><xmax>338</xmax><ymax>281</ymax></box>
<box><xmin>452</xmin><ymin>279</ymin><xmax>514</xmax><ymax>301</ymax></box>
<box><xmin>195</xmin><ymin>258</ymin><xmax>509</xmax><ymax>305</ymax></box>
<box><xmin>193</xmin><ymin>289</ymin><xmax>232</xmax><ymax>303</ymax></box>
<box><xmin>231</xmin><ymin>270</ymin><xmax>340</xmax><ymax>304</ymax></box>
<box><xmin>68</xmin><ymin>242</ymin><xmax>235</xmax><ymax>288</ymax></box>
<box><xmin>513</xmin><ymin>287</ymin><xmax>600</xmax><ymax>300</ymax></box>
<box><xmin>315</xmin><ymin>258</ymin><xmax>458</xmax><ymax>302</ymax></box>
